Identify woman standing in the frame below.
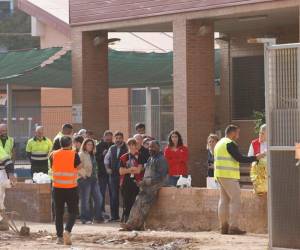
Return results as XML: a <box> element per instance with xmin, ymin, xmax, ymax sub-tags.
<box><xmin>78</xmin><ymin>139</ymin><xmax>104</xmax><ymax>224</ymax></box>
<box><xmin>207</xmin><ymin>134</ymin><xmax>219</xmax><ymax>177</ymax></box>
<box><xmin>119</xmin><ymin>138</ymin><xmax>143</xmax><ymax>222</ymax></box>
<box><xmin>164</xmin><ymin>130</ymin><xmax>189</xmax><ymax>186</ymax></box>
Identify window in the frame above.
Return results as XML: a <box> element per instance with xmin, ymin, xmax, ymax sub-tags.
<box><xmin>130</xmin><ymin>87</ymin><xmax>173</xmax><ymax>142</ymax></box>
<box><xmin>232</xmin><ymin>56</ymin><xmax>265</xmax><ymax>120</ymax></box>
<box><xmin>0</xmin><ymin>1</ymin><xmax>12</xmax><ymax>19</ymax></box>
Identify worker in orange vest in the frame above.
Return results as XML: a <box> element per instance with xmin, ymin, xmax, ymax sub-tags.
<box><xmin>50</xmin><ymin>136</ymin><xmax>82</xmax><ymax>246</ymax></box>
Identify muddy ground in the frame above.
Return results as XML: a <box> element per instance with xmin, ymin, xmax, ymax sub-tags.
<box><xmin>0</xmin><ymin>221</ymin><xmax>268</xmax><ymax>249</ymax></box>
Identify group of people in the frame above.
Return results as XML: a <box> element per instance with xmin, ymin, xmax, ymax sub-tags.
<box><xmin>24</xmin><ymin>122</ymin><xmax>190</xmax><ymax>245</ymax></box>
<box><xmin>0</xmin><ymin>120</ymin><xmax>268</xmax><ymax>245</ymax></box>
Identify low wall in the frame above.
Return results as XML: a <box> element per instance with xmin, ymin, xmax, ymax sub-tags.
<box><xmin>5</xmin><ymin>183</ymin><xmax>52</xmax><ymax>223</ymax></box>
<box><xmin>146</xmin><ymin>187</ymin><xmax>267</xmax><ymax>234</ymax></box>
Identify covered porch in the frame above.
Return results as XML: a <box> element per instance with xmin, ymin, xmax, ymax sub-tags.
<box><xmin>70</xmin><ymin>1</ymin><xmax>300</xmax><ymax>187</ymax></box>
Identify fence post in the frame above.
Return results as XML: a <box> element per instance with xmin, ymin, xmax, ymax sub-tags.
<box><xmin>6</xmin><ymin>84</ymin><xmax>12</xmax><ymax>135</ymax></box>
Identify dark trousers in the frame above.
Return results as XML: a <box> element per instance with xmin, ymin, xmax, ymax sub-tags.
<box><xmin>108</xmin><ymin>175</ymin><xmax>120</xmax><ymax>220</ymax></box>
<box><xmin>53</xmin><ymin>187</ymin><xmax>79</xmax><ymax>237</ymax></box>
<box><xmin>121</xmin><ymin>178</ymin><xmax>139</xmax><ymax>222</ymax></box>
<box><xmin>31</xmin><ymin>161</ymin><xmax>48</xmax><ymax>177</ymax></box>
<box><xmin>98</xmin><ymin>174</ymin><xmax>109</xmax><ymax>212</ymax></box>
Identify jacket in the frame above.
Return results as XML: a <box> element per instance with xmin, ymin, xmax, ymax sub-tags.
<box><xmin>164</xmin><ymin>145</ymin><xmax>189</xmax><ymax>176</ymax></box>
<box><xmin>78</xmin><ymin>151</ymin><xmax>94</xmax><ymax>178</ymax></box>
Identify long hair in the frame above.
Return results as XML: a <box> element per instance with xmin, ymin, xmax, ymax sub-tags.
<box><xmin>80</xmin><ymin>138</ymin><xmax>96</xmax><ymax>154</ymax></box>
<box><xmin>168</xmin><ymin>130</ymin><xmax>183</xmax><ymax>147</ymax></box>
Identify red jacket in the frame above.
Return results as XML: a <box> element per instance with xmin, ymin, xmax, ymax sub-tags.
<box><xmin>164</xmin><ymin>145</ymin><xmax>189</xmax><ymax>176</ymax></box>
<box><xmin>251</xmin><ymin>138</ymin><xmax>261</xmax><ymax>155</ymax></box>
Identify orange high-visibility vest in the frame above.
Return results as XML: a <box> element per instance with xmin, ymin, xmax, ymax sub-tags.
<box><xmin>52</xmin><ymin>149</ymin><xmax>78</xmax><ymax>188</ymax></box>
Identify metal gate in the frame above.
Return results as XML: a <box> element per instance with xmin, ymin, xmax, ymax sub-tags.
<box><xmin>266</xmin><ymin>43</ymin><xmax>300</xmax><ymax>249</ymax></box>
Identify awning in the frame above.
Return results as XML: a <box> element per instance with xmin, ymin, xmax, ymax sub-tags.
<box><xmin>0</xmin><ymin>48</ymin><xmax>220</xmax><ymax>88</ymax></box>
<box><xmin>0</xmin><ymin>48</ymin><xmax>61</xmax><ymax>80</ymax></box>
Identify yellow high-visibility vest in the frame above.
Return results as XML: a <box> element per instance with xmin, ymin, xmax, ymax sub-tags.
<box><xmin>26</xmin><ymin>137</ymin><xmax>52</xmax><ymax>161</ymax></box>
<box><xmin>0</xmin><ymin>137</ymin><xmax>14</xmax><ymax>157</ymax></box>
<box><xmin>214</xmin><ymin>137</ymin><xmax>240</xmax><ymax>179</ymax></box>
<box><xmin>0</xmin><ymin>145</ymin><xmax>12</xmax><ymax>170</ymax></box>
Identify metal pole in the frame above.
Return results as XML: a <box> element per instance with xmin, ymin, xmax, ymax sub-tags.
<box><xmin>146</xmin><ymin>87</ymin><xmax>152</xmax><ymax>136</ymax></box>
<box><xmin>6</xmin><ymin>84</ymin><xmax>12</xmax><ymax>136</ymax></box>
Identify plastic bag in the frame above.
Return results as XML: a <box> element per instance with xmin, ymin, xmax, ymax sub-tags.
<box><xmin>250</xmin><ymin>157</ymin><xmax>267</xmax><ymax>195</ymax></box>
<box><xmin>176</xmin><ymin>175</ymin><xmax>192</xmax><ymax>188</ymax></box>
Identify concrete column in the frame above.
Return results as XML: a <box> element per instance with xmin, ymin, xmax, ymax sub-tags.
<box><xmin>173</xmin><ymin>19</ymin><xmax>215</xmax><ymax>187</ymax></box>
<box><xmin>71</xmin><ymin>30</ymin><xmax>109</xmax><ymax>136</ymax></box>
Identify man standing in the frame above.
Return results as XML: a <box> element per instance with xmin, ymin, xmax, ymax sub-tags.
<box><xmin>50</xmin><ymin>136</ymin><xmax>81</xmax><ymax>245</ymax></box>
<box><xmin>104</xmin><ymin>131</ymin><xmax>127</xmax><ymax>222</ymax></box>
<box><xmin>120</xmin><ymin>140</ymin><xmax>168</xmax><ymax>231</ymax></box>
<box><xmin>0</xmin><ymin>145</ymin><xmax>15</xmax><ymax>231</ymax></box>
<box><xmin>96</xmin><ymin>130</ymin><xmax>114</xmax><ymax>214</ymax></box>
<box><xmin>214</xmin><ymin>125</ymin><xmax>265</xmax><ymax>235</ymax></box>
<box><xmin>52</xmin><ymin>124</ymin><xmax>73</xmax><ymax>151</ymax></box>
<box><xmin>26</xmin><ymin>126</ymin><xmax>52</xmax><ymax>176</ymax></box>
<box><xmin>133</xmin><ymin>134</ymin><xmax>150</xmax><ymax>167</ymax></box>
<box><xmin>0</xmin><ymin>124</ymin><xmax>15</xmax><ymax>162</ymax></box>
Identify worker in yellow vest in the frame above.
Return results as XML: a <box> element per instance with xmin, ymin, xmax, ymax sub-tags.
<box><xmin>0</xmin><ymin>145</ymin><xmax>15</xmax><ymax>231</ymax></box>
<box><xmin>49</xmin><ymin>136</ymin><xmax>81</xmax><ymax>245</ymax></box>
<box><xmin>52</xmin><ymin>124</ymin><xmax>74</xmax><ymax>151</ymax></box>
<box><xmin>0</xmin><ymin>124</ymin><xmax>15</xmax><ymax>162</ymax></box>
<box><xmin>214</xmin><ymin>124</ymin><xmax>265</xmax><ymax>235</ymax></box>
<box><xmin>26</xmin><ymin>126</ymin><xmax>52</xmax><ymax>176</ymax></box>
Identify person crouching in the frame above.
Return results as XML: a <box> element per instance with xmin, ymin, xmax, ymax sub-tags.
<box><xmin>50</xmin><ymin>136</ymin><xmax>82</xmax><ymax>245</ymax></box>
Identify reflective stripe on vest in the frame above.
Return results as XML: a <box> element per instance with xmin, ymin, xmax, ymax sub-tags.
<box><xmin>214</xmin><ymin>137</ymin><xmax>240</xmax><ymax>180</ymax></box>
<box><xmin>52</xmin><ymin>149</ymin><xmax>77</xmax><ymax>188</ymax></box>
<box><xmin>31</xmin><ymin>151</ymin><xmax>49</xmax><ymax>161</ymax></box>
<box><xmin>52</xmin><ymin>172</ymin><xmax>77</xmax><ymax>177</ymax></box>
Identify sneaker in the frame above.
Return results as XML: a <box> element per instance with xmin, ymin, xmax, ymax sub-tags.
<box><xmin>85</xmin><ymin>220</ymin><xmax>93</xmax><ymax>225</ymax></box>
<box><xmin>56</xmin><ymin>237</ymin><xmax>64</xmax><ymax>245</ymax></box>
<box><xmin>63</xmin><ymin>231</ymin><xmax>72</xmax><ymax>245</ymax></box>
<box><xmin>228</xmin><ymin>227</ymin><xmax>246</xmax><ymax>235</ymax></box>
<box><xmin>220</xmin><ymin>223</ymin><xmax>229</xmax><ymax>235</ymax></box>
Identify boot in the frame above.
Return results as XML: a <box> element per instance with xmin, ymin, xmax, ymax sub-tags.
<box><xmin>220</xmin><ymin>223</ymin><xmax>229</xmax><ymax>234</ymax></box>
<box><xmin>228</xmin><ymin>226</ymin><xmax>246</xmax><ymax>235</ymax></box>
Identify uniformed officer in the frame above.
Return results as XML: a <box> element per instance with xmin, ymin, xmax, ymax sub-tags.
<box><xmin>26</xmin><ymin>126</ymin><xmax>52</xmax><ymax>176</ymax></box>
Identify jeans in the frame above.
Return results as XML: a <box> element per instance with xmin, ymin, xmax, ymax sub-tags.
<box><xmin>98</xmin><ymin>174</ymin><xmax>109</xmax><ymax>212</ymax></box>
<box><xmin>78</xmin><ymin>176</ymin><xmax>103</xmax><ymax>222</ymax></box>
<box><xmin>108</xmin><ymin>175</ymin><xmax>120</xmax><ymax>220</ymax></box>
<box><xmin>53</xmin><ymin>187</ymin><xmax>78</xmax><ymax>237</ymax></box>
<box><xmin>168</xmin><ymin>176</ymin><xmax>180</xmax><ymax>187</ymax></box>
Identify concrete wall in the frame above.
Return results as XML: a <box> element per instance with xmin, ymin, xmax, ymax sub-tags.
<box><xmin>40</xmin><ymin>23</ymin><xmax>71</xmax><ymax>49</ymax></box>
<box><xmin>146</xmin><ymin>187</ymin><xmax>267</xmax><ymax>234</ymax></box>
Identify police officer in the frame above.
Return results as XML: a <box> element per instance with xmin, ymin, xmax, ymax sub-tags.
<box><xmin>50</xmin><ymin>136</ymin><xmax>81</xmax><ymax>245</ymax></box>
<box><xmin>0</xmin><ymin>124</ymin><xmax>15</xmax><ymax>161</ymax></box>
<box><xmin>26</xmin><ymin>126</ymin><xmax>52</xmax><ymax>176</ymax></box>
<box><xmin>214</xmin><ymin>124</ymin><xmax>265</xmax><ymax>235</ymax></box>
